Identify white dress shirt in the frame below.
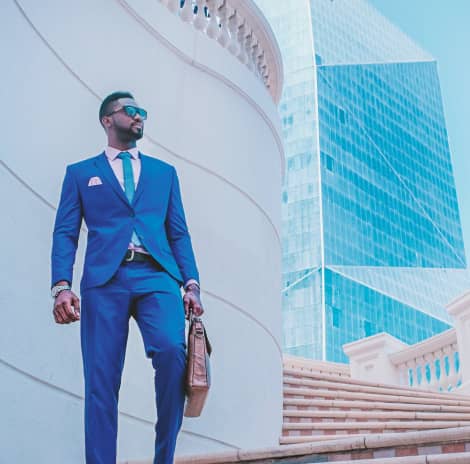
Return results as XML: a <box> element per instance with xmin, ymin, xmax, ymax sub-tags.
<box><xmin>104</xmin><ymin>146</ymin><xmax>141</xmax><ymax>188</ymax></box>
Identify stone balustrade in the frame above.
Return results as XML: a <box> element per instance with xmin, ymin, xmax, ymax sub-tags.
<box><xmin>389</xmin><ymin>329</ymin><xmax>460</xmax><ymax>391</ymax></box>
<box><xmin>344</xmin><ymin>289</ymin><xmax>470</xmax><ymax>395</ymax></box>
<box><xmin>158</xmin><ymin>0</ymin><xmax>283</xmax><ymax>102</ymax></box>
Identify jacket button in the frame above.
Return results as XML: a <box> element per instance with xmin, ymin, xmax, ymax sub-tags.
<box><xmin>130</xmin><ymin>211</ymin><xmax>135</xmax><ymax>217</ymax></box>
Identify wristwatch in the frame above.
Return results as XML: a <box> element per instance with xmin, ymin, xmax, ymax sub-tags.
<box><xmin>185</xmin><ymin>282</ymin><xmax>200</xmax><ymax>292</ymax></box>
<box><xmin>51</xmin><ymin>284</ymin><xmax>71</xmax><ymax>299</ymax></box>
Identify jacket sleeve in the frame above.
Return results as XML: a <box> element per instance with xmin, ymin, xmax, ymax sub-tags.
<box><xmin>164</xmin><ymin>167</ymin><xmax>200</xmax><ymax>284</ymax></box>
<box><xmin>51</xmin><ymin>166</ymin><xmax>83</xmax><ymax>288</ymax></box>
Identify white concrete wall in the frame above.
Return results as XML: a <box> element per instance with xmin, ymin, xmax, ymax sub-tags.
<box><xmin>0</xmin><ymin>0</ymin><xmax>284</xmax><ymax>462</ymax></box>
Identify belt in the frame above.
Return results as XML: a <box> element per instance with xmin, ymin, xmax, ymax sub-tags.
<box><xmin>122</xmin><ymin>249</ymin><xmax>155</xmax><ymax>264</ymax></box>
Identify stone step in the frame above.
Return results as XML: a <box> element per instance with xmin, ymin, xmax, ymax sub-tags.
<box><xmin>283</xmin><ymin>409</ymin><xmax>470</xmax><ymax>421</ymax></box>
<box><xmin>284</xmin><ymin>397</ymin><xmax>470</xmax><ymax>413</ymax></box>
<box><xmin>283</xmin><ymin>367</ymin><xmax>470</xmax><ymax>401</ymax></box>
<box><xmin>283</xmin><ymin>356</ymin><xmax>351</xmax><ymax>378</ymax></box>
<box><xmin>282</xmin><ymin>420</ymin><xmax>470</xmax><ymax>435</ymax></box>
<box><xmin>283</xmin><ymin>375</ymin><xmax>470</xmax><ymax>403</ymax></box>
<box><xmin>125</xmin><ymin>426</ymin><xmax>470</xmax><ymax>463</ymax></box>
<box><xmin>316</xmin><ymin>451</ymin><xmax>470</xmax><ymax>464</ymax></box>
<box><xmin>279</xmin><ymin>429</ymin><xmax>467</xmax><ymax>445</ymax></box>
<box><xmin>284</xmin><ymin>386</ymin><xmax>470</xmax><ymax>406</ymax></box>
<box><xmin>279</xmin><ymin>434</ymin><xmax>369</xmax><ymax>444</ymax></box>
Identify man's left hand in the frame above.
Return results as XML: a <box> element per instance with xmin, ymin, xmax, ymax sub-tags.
<box><xmin>183</xmin><ymin>284</ymin><xmax>204</xmax><ymax>319</ymax></box>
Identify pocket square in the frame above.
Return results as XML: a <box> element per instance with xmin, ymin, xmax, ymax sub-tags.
<box><xmin>88</xmin><ymin>176</ymin><xmax>103</xmax><ymax>187</ymax></box>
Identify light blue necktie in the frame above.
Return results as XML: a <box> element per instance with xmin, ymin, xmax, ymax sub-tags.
<box><xmin>117</xmin><ymin>152</ymin><xmax>142</xmax><ymax>247</ymax></box>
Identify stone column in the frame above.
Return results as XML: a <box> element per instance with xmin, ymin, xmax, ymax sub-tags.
<box><xmin>343</xmin><ymin>333</ymin><xmax>408</xmax><ymax>385</ymax></box>
<box><xmin>447</xmin><ymin>290</ymin><xmax>470</xmax><ymax>394</ymax></box>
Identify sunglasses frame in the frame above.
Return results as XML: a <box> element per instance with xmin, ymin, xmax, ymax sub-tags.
<box><xmin>106</xmin><ymin>105</ymin><xmax>147</xmax><ymax>120</ymax></box>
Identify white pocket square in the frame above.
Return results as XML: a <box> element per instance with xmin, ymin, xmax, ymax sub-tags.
<box><xmin>88</xmin><ymin>176</ymin><xmax>103</xmax><ymax>187</ymax></box>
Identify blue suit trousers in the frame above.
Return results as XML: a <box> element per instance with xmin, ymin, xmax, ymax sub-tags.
<box><xmin>80</xmin><ymin>259</ymin><xmax>186</xmax><ymax>464</ymax></box>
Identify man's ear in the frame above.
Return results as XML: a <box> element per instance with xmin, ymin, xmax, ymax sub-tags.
<box><xmin>101</xmin><ymin>116</ymin><xmax>112</xmax><ymax>130</ymax></box>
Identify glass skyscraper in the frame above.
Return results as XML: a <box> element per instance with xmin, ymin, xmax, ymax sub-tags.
<box><xmin>256</xmin><ymin>0</ymin><xmax>470</xmax><ymax>362</ymax></box>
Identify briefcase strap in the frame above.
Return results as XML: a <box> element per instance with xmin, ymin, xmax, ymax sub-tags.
<box><xmin>189</xmin><ymin>315</ymin><xmax>212</xmax><ymax>356</ymax></box>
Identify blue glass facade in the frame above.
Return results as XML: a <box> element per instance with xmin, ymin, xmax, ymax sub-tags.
<box><xmin>319</xmin><ymin>61</ymin><xmax>465</xmax><ymax>269</ymax></box>
<box><xmin>257</xmin><ymin>0</ymin><xmax>469</xmax><ymax>362</ymax></box>
<box><xmin>325</xmin><ymin>269</ymin><xmax>450</xmax><ymax>361</ymax></box>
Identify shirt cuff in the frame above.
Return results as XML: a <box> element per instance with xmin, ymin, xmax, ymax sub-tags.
<box><xmin>184</xmin><ymin>279</ymin><xmax>200</xmax><ymax>291</ymax></box>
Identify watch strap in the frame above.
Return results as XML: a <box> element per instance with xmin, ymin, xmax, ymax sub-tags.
<box><xmin>51</xmin><ymin>284</ymin><xmax>71</xmax><ymax>299</ymax></box>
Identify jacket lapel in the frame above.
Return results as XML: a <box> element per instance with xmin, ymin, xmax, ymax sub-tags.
<box><xmin>94</xmin><ymin>152</ymin><xmax>130</xmax><ymax>207</ymax></box>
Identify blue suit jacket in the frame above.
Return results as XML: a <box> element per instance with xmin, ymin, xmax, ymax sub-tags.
<box><xmin>51</xmin><ymin>152</ymin><xmax>199</xmax><ymax>291</ymax></box>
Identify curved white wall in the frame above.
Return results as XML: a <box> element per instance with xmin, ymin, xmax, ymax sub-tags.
<box><xmin>0</xmin><ymin>0</ymin><xmax>284</xmax><ymax>462</ymax></box>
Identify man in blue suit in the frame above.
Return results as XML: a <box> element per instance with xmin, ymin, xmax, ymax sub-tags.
<box><xmin>51</xmin><ymin>91</ymin><xmax>203</xmax><ymax>464</ymax></box>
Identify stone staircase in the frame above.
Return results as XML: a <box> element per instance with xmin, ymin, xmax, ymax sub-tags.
<box><xmin>282</xmin><ymin>357</ymin><xmax>470</xmax><ymax>444</ymax></box>
<box><xmin>122</xmin><ymin>357</ymin><xmax>470</xmax><ymax>463</ymax></box>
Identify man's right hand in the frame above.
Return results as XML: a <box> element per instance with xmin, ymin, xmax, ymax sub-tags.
<box><xmin>53</xmin><ymin>290</ymin><xmax>81</xmax><ymax>324</ymax></box>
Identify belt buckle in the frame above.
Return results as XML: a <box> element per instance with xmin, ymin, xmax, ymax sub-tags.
<box><xmin>125</xmin><ymin>249</ymin><xmax>135</xmax><ymax>262</ymax></box>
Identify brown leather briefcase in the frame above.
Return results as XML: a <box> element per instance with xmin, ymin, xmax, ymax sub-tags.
<box><xmin>184</xmin><ymin>316</ymin><xmax>212</xmax><ymax>417</ymax></box>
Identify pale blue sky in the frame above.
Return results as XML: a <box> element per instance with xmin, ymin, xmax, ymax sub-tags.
<box><xmin>369</xmin><ymin>0</ymin><xmax>470</xmax><ymax>265</ymax></box>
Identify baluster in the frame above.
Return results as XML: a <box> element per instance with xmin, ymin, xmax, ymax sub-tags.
<box><xmin>237</xmin><ymin>20</ymin><xmax>248</xmax><ymax>64</ymax></box>
<box><xmin>194</xmin><ymin>0</ymin><xmax>208</xmax><ymax>31</ymax></box>
<box><xmin>406</xmin><ymin>359</ymin><xmax>417</xmax><ymax>388</ymax></box>
<box><xmin>435</xmin><ymin>356</ymin><xmax>442</xmax><ymax>386</ymax></box>
<box><xmin>180</xmin><ymin>0</ymin><xmax>194</xmax><ymax>22</ymax></box>
<box><xmin>256</xmin><ymin>47</ymin><xmax>265</xmax><ymax>77</ymax></box>
<box><xmin>437</xmin><ymin>351</ymin><xmax>449</xmax><ymax>391</ymax></box>
<box><xmin>259</xmin><ymin>50</ymin><xmax>268</xmax><ymax>83</ymax></box>
<box><xmin>445</xmin><ymin>345</ymin><xmax>459</xmax><ymax>390</ymax></box>
<box><xmin>415</xmin><ymin>358</ymin><xmax>424</xmax><ymax>389</ymax></box>
<box><xmin>424</xmin><ymin>354</ymin><xmax>438</xmax><ymax>391</ymax></box>
<box><xmin>244</xmin><ymin>30</ymin><xmax>256</xmax><ymax>70</ymax></box>
<box><xmin>251</xmin><ymin>36</ymin><xmax>261</xmax><ymax>75</ymax></box>
<box><xmin>206</xmin><ymin>0</ymin><xmax>221</xmax><ymax>39</ymax></box>
<box><xmin>454</xmin><ymin>349</ymin><xmax>462</xmax><ymax>387</ymax></box>
<box><xmin>167</xmin><ymin>0</ymin><xmax>180</xmax><ymax>13</ymax></box>
<box><xmin>227</xmin><ymin>9</ymin><xmax>241</xmax><ymax>56</ymax></box>
<box><xmin>216</xmin><ymin>0</ymin><xmax>230</xmax><ymax>47</ymax></box>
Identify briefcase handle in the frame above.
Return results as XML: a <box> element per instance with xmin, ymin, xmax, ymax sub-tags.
<box><xmin>188</xmin><ymin>314</ymin><xmax>212</xmax><ymax>356</ymax></box>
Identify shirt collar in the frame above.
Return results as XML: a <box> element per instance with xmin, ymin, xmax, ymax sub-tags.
<box><xmin>105</xmin><ymin>146</ymin><xmax>139</xmax><ymax>161</ymax></box>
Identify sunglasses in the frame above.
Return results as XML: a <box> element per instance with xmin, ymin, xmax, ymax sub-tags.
<box><xmin>107</xmin><ymin>105</ymin><xmax>148</xmax><ymax>120</ymax></box>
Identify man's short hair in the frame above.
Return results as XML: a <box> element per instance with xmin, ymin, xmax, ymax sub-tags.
<box><xmin>99</xmin><ymin>91</ymin><xmax>134</xmax><ymax>125</ymax></box>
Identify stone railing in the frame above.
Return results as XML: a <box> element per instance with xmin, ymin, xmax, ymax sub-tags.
<box><xmin>343</xmin><ymin>290</ymin><xmax>470</xmax><ymax>395</ymax></box>
<box><xmin>158</xmin><ymin>0</ymin><xmax>283</xmax><ymax>102</ymax></box>
<box><xmin>389</xmin><ymin>329</ymin><xmax>460</xmax><ymax>391</ymax></box>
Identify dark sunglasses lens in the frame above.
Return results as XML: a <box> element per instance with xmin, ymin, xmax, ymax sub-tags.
<box><xmin>124</xmin><ymin>106</ymin><xmax>137</xmax><ymax>118</ymax></box>
<box><xmin>137</xmin><ymin>108</ymin><xmax>147</xmax><ymax>120</ymax></box>
<box><xmin>124</xmin><ymin>106</ymin><xmax>147</xmax><ymax>120</ymax></box>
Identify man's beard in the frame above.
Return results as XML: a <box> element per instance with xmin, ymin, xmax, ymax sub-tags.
<box><xmin>133</xmin><ymin>126</ymin><xmax>144</xmax><ymax>140</ymax></box>
<box><xmin>120</xmin><ymin>125</ymin><xmax>143</xmax><ymax>142</ymax></box>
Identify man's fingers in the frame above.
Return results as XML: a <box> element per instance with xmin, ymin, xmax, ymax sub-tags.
<box><xmin>183</xmin><ymin>297</ymin><xmax>190</xmax><ymax>319</ymax></box>
<box><xmin>53</xmin><ymin>291</ymin><xmax>81</xmax><ymax>324</ymax></box>
<box><xmin>193</xmin><ymin>305</ymin><xmax>204</xmax><ymax>316</ymax></box>
<box><xmin>54</xmin><ymin>306</ymin><xmax>66</xmax><ymax>324</ymax></box>
<box><xmin>62</xmin><ymin>300</ymin><xmax>75</xmax><ymax>322</ymax></box>
<box><xmin>184</xmin><ymin>292</ymin><xmax>204</xmax><ymax>317</ymax></box>
<box><xmin>72</xmin><ymin>296</ymin><xmax>81</xmax><ymax>319</ymax></box>
<box><xmin>190</xmin><ymin>297</ymin><xmax>204</xmax><ymax>317</ymax></box>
